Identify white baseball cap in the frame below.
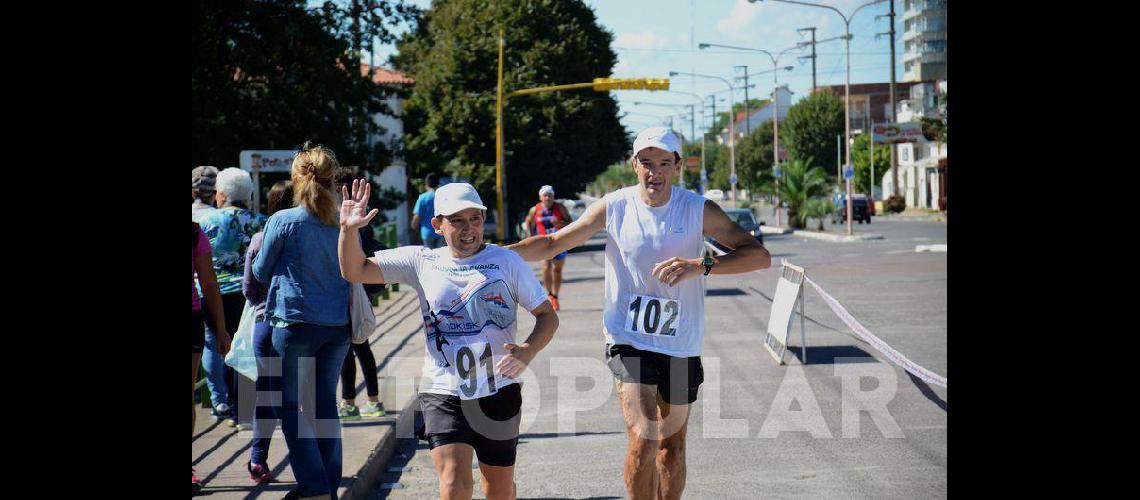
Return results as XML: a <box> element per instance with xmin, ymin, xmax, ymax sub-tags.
<box><xmin>539</xmin><ymin>185</ymin><xmax>555</xmax><ymax>196</ymax></box>
<box><xmin>433</xmin><ymin>182</ymin><xmax>487</xmax><ymax>217</ymax></box>
<box><xmin>632</xmin><ymin>126</ymin><xmax>681</xmax><ymax>158</ymax></box>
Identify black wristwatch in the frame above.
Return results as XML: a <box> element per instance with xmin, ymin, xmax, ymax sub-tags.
<box><xmin>702</xmin><ymin>255</ymin><xmax>715</xmax><ymax>276</ymax></box>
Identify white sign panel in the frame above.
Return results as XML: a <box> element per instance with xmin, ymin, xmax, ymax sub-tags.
<box><xmin>767</xmin><ymin>278</ymin><xmax>800</xmax><ymax>350</ymax></box>
<box><xmin>872</xmin><ymin>122</ymin><xmax>928</xmax><ymax>144</ymax></box>
<box><xmin>239</xmin><ymin>150</ymin><xmax>299</xmax><ymax>173</ymax></box>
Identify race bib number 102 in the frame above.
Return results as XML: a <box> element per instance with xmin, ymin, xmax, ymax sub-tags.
<box><xmin>625</xmin><ymin>294</ymin><xmax>680</xmax><ymax>336</ymax></box>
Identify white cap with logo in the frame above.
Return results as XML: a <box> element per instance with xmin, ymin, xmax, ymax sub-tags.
<box><xmin>632</xmin><ymin>126</ymin><xmax>682</xmax><ymax>158</ymax></box>
<box><xmin>538</xmin><ymin>185</ymin><xmax>554</xmax><ymax>196</ymax></box>
<box><xmin>433</xmin><ymin>182</ymin><xmax>488</xmax><ymax>217</ymax></box>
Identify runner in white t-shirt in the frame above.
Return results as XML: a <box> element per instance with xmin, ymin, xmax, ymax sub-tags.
<box><xmin>338</xmin><ymin>180</ymin><xmax>558</xmax><ymax>500</ymax></box>
<box><xmin>508</xmin><ymin>127</ymin><xmax>771</xmax><ymax>500</ymax></box>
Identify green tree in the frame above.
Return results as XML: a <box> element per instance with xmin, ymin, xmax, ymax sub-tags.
<box><xmin>587</xmin><ymin>161</ymin><xmax>639</xmax><ymax>197</ymax></box>
<box><xmin>393</xmin><ymin>0</ymin><xmax>628</xmax><ymax>235</ymax></box>
<box><xmin>850</xmin><ymin>133</ymin><xmax>890</xmax><ymax>196</ymax></box>
<box><xmin>709</xmin><ymin>121</ymin><xmax>774</xmax><ymax>195</ymax></box>
<box><xmin>782</xmin><ymin>89</ymin><xmax>844</xmax><ymax>184</ymax></box>
<box><xmin>774</xmin><ymin>158</ymin><xmax>829</xmax><ymax>229</ymax></box>
<box><xmin>192</xmin><ymin>0</ymin><xmax>417</xmax><ymax>168</ymax></box>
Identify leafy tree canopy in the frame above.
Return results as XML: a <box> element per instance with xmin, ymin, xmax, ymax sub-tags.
<box><xmin>393</xmin><ymin>0</ymin><xmax>628</xmax><ymax>232</ymax></box>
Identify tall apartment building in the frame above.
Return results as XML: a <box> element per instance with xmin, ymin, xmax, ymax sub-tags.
<box><xmin>902</xmin><ymin>0</ymin><xmax>947</xmax><ymax>82</ymax></box>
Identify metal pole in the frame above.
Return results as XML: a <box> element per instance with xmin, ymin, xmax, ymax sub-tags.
<box><xmin>889</xmin><ymin>0</ymin><xmax>899</xmax><ymax>197</ymax></box>
<box><xmin>844</xmin><ymin>23</ymin><xmax>853</xmax><ymax>236</ymax></box>
<box><xmin>773</xmin><ymin>63</ymin><xmax>781</xmax><ymax>227</ymax></box>
<box><xmin>869</xmin><ymin>98</ymin><xmax>875</xmax><ymax>200</ymax></box>
<box><xmin>799</xmin><ymin>284</ymin><xmax>806</xmax><ymax>363</ymax></box>
<box><xmin>741</xmin><ymin>65</ymin><xmax>750</xmax><ymax>135</ymax></box>
<box><xmin>729</xmin><ymin>82</ymin><xmax>737</xmax><ymax>208</ymax></box>
<box><xmin>837</xmin><ymin>134</ymin><xmax>841</xmax><ymax>189</ymax></box>
<box><xmin>809</xmin><ymin>28</ymin><xmax>817</xmax><ymax>91</ymax></box>
<box><xmin>495</xmin><ymin>29</ymin><xmax>506</xmax><ymax>241</ymax></box>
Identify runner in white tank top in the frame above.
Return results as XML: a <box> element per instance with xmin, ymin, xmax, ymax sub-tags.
<box><xmin>508</xmin><ymin>127</ymin><xmax>771</xmax><ymax>500</ymax></box>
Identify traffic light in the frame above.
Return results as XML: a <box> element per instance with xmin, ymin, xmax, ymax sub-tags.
<box><xmin>592</xmin><ymin>77</ymin><xmax>670</xmax><ymax>91</ymax></box>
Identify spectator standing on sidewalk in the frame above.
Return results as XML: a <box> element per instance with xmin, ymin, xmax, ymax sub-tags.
<box><xmin>242</xmin><ymin>180</ymin><xmax>293</xmax><ymax>484</ymax></box>
<box><xmin>200</xmin><ymin>167</ymin><xmax>266</xmax><ymax>427</ymax></box>
<box><xmin>333</xmin><ymin>167</ymin><xmax>386</xmax><ymax>421</ymax></box>
<box><xmin>192</xmin><ymin>166</ymin><xmax>218</xmax><ymax>223</ymax></box>
<box><xmin>193</xmin><ymin>220</ymin><xmax>230</xmax><ymax>494</ymax></box>
<box><xmin>252</xmin><ymin>142</ymin><xmax>352</xmax><ymax>499</ymax></box>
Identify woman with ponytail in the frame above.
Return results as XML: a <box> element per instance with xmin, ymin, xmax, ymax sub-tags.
<box><xmin>251</xmin><ymin>142</ymin><xmax>351</xmax><ymax>500</ymax></box>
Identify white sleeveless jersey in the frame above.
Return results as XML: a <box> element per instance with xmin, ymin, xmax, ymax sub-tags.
<box><xmin>602</xmin><ymin>186</ymin><xmax>706</xmax><ymax>357</ymax></box>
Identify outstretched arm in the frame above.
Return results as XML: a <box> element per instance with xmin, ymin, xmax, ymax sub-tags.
<box><xmin>507</xmin><ymin>198</ymin><xmax>605</xmax><ymax>261</ymax></box>
<box><xmin>338</xmin><ymin>179</ymin><xmax>388</xmax><ymax>284</ymax></box>
<box><xmin>651</xmin><ymin>200</ymin><xmax>771</xmax><ymax>286</ymax></box>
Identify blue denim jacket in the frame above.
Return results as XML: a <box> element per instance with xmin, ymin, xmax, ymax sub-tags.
<box><xmin>252</xmin><ymin>206</ymin><xmax>349</xmax><ymax>326</ymax></box>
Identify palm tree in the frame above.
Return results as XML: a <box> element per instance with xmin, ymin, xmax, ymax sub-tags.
<box><xmin>801</xmin><ymin>198</ymin><xmax>833</xmax><ymax>231</ymax></box>
<box><xmin>774</xmin><ymin>158</ymin><xmax>830</xmax><ymax>229</ymax></box>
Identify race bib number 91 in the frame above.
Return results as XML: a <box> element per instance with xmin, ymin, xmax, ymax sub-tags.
<box><xmin>625</xmin><ymin>294</ymin><xmax>680</xmax><ymax>336</ymax></box>
<box><xmin>452</xmin><ymin>340</ymin><xmax>499</xmax><ymax>400</ymax></box>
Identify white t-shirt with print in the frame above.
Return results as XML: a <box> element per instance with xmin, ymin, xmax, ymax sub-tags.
<box><xmin>372</xmin><ymin>244</ymin><xmax>548</xmax><ymax>399</ymax></box>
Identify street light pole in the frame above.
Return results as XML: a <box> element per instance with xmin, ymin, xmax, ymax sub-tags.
<box><xmin>749</xmin><ymin>0</ymin><xmax>887</xmax><ymax>235</ymax></box>
<box><xmin>495</xmin><ymin>29</ymin><xmax>506</xmax><ymax>240</ymax></box>
<box><xmin>671</xmin><ymin>70</ymin><xmax>737</xmax><ymax>207</ymax></box>
<box><xmin>665</xmin><ymin>89</ymin><xmax>711</xmax><ymax>194</ymax></box>
<box><xmin>699</xmin><ymin>42</ymin><xmax>799</xmax><ymax>225</ymax></box>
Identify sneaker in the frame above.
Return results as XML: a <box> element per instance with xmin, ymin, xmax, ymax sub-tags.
<box><xmin>211</xmin><ymin>403</ymin><xmax>232</xmax><ymax>423</ymax></box>
<box><xmin>549</xmin><ymin>294</ymin><xmax>560</xmax><ymax>311</ymax></box>
<box><xmin>234</xmin><ymin>421</ymin><xmax>251</xmax><ymax>431</ymax></box>
<box><xmin>360</xmin><ymin>401</ymin><xmax>386</xmax><ymax>418</ymax></box>
<box><xmin>193</xmin><ymin>468</ymin><xmax>203</xmax><ymax>495</ymax></box>
<box><xmin>248</xmin><ymin>461</ymin><xmax>273</xmax><ymax>485</ymax></box>
<box><xmin>338</xmin><ymin>402</ymin><xmax>361</xmax><ymax>421</ymax></box>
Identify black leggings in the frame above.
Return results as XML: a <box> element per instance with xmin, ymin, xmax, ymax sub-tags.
<box><xmin>341</xmin><ymin>341</ymin><xmax>379</xmax><ymax>400</ymax></box>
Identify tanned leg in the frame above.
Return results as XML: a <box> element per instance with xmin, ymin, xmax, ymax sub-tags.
<box><xmin>618</xmin><ymin>380</ymin><xmax>662</xmax><ymax>500</ymax></box>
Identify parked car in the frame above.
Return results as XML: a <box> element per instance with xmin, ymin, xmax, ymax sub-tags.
<box><xmin>706</xmin><ymin>207</ymin><xmax>764</xmax><ymax>253</ymax></box>
<box><xmin>832</xmin><ymin>193</ymin><xmax>872</xmax><ymax>224</ymax></box>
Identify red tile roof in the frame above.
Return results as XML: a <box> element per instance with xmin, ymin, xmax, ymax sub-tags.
<box><xmin>361</xmin><ymin>65</ymin><xmax>414</xmax><ymax>85</ymax></box>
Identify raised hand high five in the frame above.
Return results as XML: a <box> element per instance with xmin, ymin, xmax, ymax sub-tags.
<box><xmin>340</xmin><ymin>178</ymin><xmax>380</xmax><ymax>230</ymax></box>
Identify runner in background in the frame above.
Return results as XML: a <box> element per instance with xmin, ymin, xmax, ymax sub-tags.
<box><xmin>524</xmin><ymin>185</ymin><xmax>571</xmax><ymax>311</ymax></box>
<box><xmin>411</xmin><ymin>172</ymin><xmax>443</xmax><ymax>249</ymax></box>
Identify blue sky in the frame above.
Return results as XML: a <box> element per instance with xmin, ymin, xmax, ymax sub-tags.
<box><xmin>369</xmin><ymin>0</ymin><xmax>903</xmax><ymax>137</ymax></box>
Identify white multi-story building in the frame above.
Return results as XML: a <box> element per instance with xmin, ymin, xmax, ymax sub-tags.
<box><xmin>363</xmin><ymin>65</ymin><xmax>415</xmax><ymax>245</ymax></box>
<box><xmin>902</xmin><ymin>0</ymin><xmax>947</xmax><ymax>82</ymax></box>
<box><xmin>883</xmin><ymin>139</ymin><xmax>945</xmax><ymax>210</ymax></box>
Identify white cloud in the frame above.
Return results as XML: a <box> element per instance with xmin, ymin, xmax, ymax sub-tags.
<box><xmin>715</xmin><ymin>0</ymin><xmax>763</xmax><ymax>40</ymax></box>
<box><xmin>614</xmin><ymin>31</ymin><xmax>669</xmax><ymax>50</ymax></box>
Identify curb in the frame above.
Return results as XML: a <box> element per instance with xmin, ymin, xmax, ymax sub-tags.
<box><xmin>792</xmin><ymin>230</ymin><xmax>884</xmax><ymax>242</ymax></box>
<box><xmin>759</xmin><ymin>226</ymin><xmax>794</xmax><ymax>235</ymax></box>
<box><xmin>915</xmin><ymin>244</ymin><xmax>947</xmax><ymax>253</ymax></box>
<box><xmin>341</xmin><ymin>381</ymin><xmax>420</xmax><ymax>500</ymax></box>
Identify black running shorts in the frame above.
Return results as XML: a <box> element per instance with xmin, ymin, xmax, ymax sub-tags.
<box><xmin>418</xmin><ymin>383</ymin><xmax>522</xmax><ymax>467</ymax></box>
<box><xmin>605</xmin><ymin>343</ymin><xmax>704</xmax><ymax>405</ymax></box>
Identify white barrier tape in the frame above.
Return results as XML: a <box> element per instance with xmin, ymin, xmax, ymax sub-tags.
<box><xmin>803</xmin><ymin>275</ymin><xmax>947</xmax><ymax>388</ymax></box>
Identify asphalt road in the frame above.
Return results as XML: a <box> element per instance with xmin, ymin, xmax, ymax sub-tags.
<box><xmin>370</xmin><ymin>217</ymin><xmax>947</xmax><ymax>499</ymax></box>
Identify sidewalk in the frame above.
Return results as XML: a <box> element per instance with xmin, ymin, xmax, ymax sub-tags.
<box><xmin>192</xmin><ymin>288</ymin><xmax>427</xmax><ymax>499</ymax></box>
